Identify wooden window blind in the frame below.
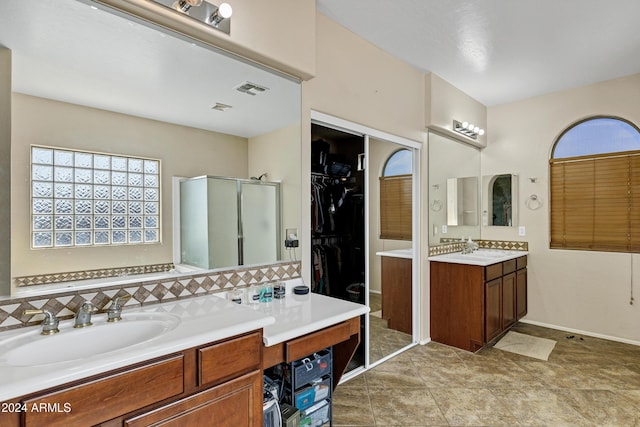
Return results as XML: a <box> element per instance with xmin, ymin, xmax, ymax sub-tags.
<box><xmin>379</xmin><ymin>174</ymin><xmax>412</xmax><ymax>240</ymax></box>
<box><xmin>550</xmin><ymin>149</ymin><xmax>640</xmax><ymax>252</ymax></box>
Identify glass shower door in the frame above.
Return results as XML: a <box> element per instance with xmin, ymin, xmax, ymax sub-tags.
<box><xmin>240</xmin><ymin>181</ymin><xmax>280</xmax><ymax>265</ymax></box>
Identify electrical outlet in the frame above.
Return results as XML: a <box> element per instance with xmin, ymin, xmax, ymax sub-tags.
<box><xmin>285</xmin><ymin>228</ymin><xmax>299</xmax><ymax>248</ymax></box>
<box><xmin>518</xmin><ymin>226</ymin><xmax>526</xmax><ymax>236</ymax></box>
<box><xmin>442</xmin><ymin>225</ymin><xmax>447</xmax><ymax>234</ymax></box>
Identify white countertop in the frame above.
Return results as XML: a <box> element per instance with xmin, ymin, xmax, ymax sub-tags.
<box><xmin>229</xmin><ymin>278</ymin><xmax>369</xmax><ymax>346</ymax></box>
<box><xmin>0</xmin><ymin>278</ymin><xmax>368</xmax><ymax>401</ymax></box>
<box><xmin>428</xmin><ymin>249</ymin><xmax>528</xmax><ymax>266</ymax></box>
<box><xmin>375</xmin><ymin>248</ymin><xmax>413</xmax><ymax>259</ymax></box>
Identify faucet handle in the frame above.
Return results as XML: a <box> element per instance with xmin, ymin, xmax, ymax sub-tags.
<box><xmin>24</xmin><ymin>309</ymin><xmax>60</xmax><ymax>335</ymax></box>
<box><xmin>74</xmin><ymin>301</ymin><xmax>96</xmax><ymax>329</ymax></box>
<box><xmin>80</xmin><ymin>302</ymin><xmax>96</xmax><ymax>312</ymax></box>
<box><xmin>111</xmin><ymin>294</ymin><xmax>132</xmax><ymax>309</ymax></box>
<box><xmin>107</xmin><ymin>294</ymin><xmax>132</xmax><ymax>322</ymax></box>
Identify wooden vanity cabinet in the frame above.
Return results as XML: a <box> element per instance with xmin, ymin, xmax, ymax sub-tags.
<box><xmin>430</xmin><ymin>256</ymin><xmax>527</xmax><ymax>352</ymax></box>
<box><xmin>4</xmin><ymin>330</ymin><xmax>263</xmax><ymax>427</ymax></box>
<box><xmin>124</xmin><ymin>370</ymin><xmax>261</xmax><ymax>427</ymax></box>
<box><xmin>263</xmin><ymin>316</ymin><xmax>361</xmax><ymax>389</ymax></box>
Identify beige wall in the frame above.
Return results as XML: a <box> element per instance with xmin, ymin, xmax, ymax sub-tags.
<box><xmin>427</xmin><ymin>73</ymin><xmax>488</xmax><ymax>148</ymax></box>
<box><xmin>484</xmin><ymin>73</ymin><xmax>640</xmax><ymax>342</ymax></box>
<box><xmin>304</xmin><ymin>14</ymin><xmax>425</xmax><ymax>143</ymax></box>
<box><xmin>0</xmin><ymin>49</ymin><xmax>10</xmax><ymax>295</ymax></box>
<box><xmin>11</xmin><ymin>94</ymin><xmax>247</xmax><ymax>288</ymax></box>
<box><xmin>248</xmin><ymin>123</ymin><xmax>302</xmax><ymax>259</ymax></box>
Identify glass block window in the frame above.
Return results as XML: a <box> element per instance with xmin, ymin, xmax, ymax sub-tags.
<box><xmin>31</xmin><ymin>146</ymin><xmax>161</xmax><ymax>248</ymax></box>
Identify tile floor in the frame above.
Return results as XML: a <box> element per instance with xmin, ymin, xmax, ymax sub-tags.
<box><xmin>369</xmin><ymin>292</ymin><xmax>414</xmax><ymax>363</ymax></box>
<box><xmin>332</xmin><ymin>322</ymin><xmax>640</xmax><ymax>426</ymax></box>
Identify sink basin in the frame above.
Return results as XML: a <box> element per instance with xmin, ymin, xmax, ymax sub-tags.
<box><xmin>470</xmin><ymin>249</ymin><xmax>509</xmax><ymax>258</ymax></box>
<box><xmin>0</xmin><ymin>312</ymin><xmax>180</xmax><ymax>367</ymax></box>
<box><xmin>429</xmin><ymin>248</ymin><xmax>526</xmax><ymax>266</ymax></box>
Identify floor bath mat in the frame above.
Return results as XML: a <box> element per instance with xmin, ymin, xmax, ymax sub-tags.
<box><xmin>494</xmin><ymin>331</ymin><xmax>557</xmax><ymax>361</ymax></box>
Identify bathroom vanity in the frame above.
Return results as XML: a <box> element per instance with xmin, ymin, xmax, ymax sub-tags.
<box><xmin>429</xmin><ymin>249</ymin><xmax>528</xmax><ymax>352</ymax></box>
<box><xmin>0</xmin><ymin>281</ymin><xmax>367</xmax><ymax>426</ymax></box>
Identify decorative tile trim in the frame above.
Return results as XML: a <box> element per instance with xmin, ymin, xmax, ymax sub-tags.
<box><xmin>428</xmin><ymin>240</ymin><xmax>528</xmax><ymax>257</ymax></box>
<box><xmin>478</xmin><ymin>240</ymin><xmax>528</xmax><ymax>251</ymax></box>
<box><xmin>428</xmin><ymin>242</ymin><xmax>466</xmax><ymax>256</ymax></box>
<box><xmin>14</xmin><ymin>263</ymin><xmax>176</xmax><ymax>287</ymax></box>
<box><xmin>0</xmin><ymin>261</ymin><xmax>301</xmax><ymax>332</ymax></box>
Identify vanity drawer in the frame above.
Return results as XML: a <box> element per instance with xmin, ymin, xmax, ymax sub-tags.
<box><xmin>517</xmin><ymin>256</ymin><xmax>527</xmax><ymax>270</ymax></box>
<box><xmin>285</xmin><ymin>320</ymin><xmax>352</xmax><ymax>362</ymax></box>
<box><xmin>198</xmin><ymin>331</ymin><xmax>262</xmax><ymax>387</ymax></box>
<box><xmin>485</xmin><ymin>263</ymin><xmax>503</xmax><ymax>281</ymax></box>
<box><xmin>503</xmin><ymin>259</ymin><xmax>517</xmax><ymax>274</ymax></box>
<box><xmin>22</xmin><ymin>355</ymin><xmax>183</xmax><ymax>427</ymax></box>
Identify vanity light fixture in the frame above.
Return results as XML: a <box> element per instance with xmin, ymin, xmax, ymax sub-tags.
<box><xmin>208</xmin><ymin>3</ymin><xmax>233</xmax><ymax>27</ymax></box>
<box><xmin>149</xmin><ymin>0</ymin><xmax>233</xmax><ymax>34</ymax></box>
<box><xmin>172</xmin><ymin>0</ymin><xmax>203</xmax><ymax>13</ymax></box>
<box><xmin>453</xmin><ymin>120</ymin><xmax>485</xmax><ymax>140</ymax></box>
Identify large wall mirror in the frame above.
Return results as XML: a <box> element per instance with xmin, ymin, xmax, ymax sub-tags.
<box><xmin>0</xmin><ymin>0</ymin><xmax>301</xmax><ymax>296</ymax></box>
<box><xmin>428</xmin><ymin>131</ymin><xmax>481</xmax><ymax>245</ymax></box>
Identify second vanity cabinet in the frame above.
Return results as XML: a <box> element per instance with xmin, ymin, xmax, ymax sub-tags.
<box><xmin>2</xmin><ymin>331</ymin><xmax>263</xmax><ymax>427</ymax></box>
<box><xmin>430</xmin><ymin>255</ymin><xmax>527</xmax><ymax>352</ymax></box>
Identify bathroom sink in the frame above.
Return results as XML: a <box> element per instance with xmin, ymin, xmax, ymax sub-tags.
<box><xmin>470</xmin><ymin>249</ymin><xmax>509</xmax><ymax>258</ymax></box>
<box><xmin>0</xmin><ymin>312</ymin><xmax>180</xmax><ymax>367</ymax></box>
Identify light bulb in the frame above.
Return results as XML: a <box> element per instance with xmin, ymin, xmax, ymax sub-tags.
<box><xmin>467</xmin><ymin>123</ymin><xmax>475</xmax><ymax>131</ymax></box>
<box><xmin>173</xmin><ymin>0</ymin><xmax>203</xmax><ymax>13</ymax></box>
<box><xmin>478</xmin><ymin>129</ymin><xmax>485</xmax><ymax>136</ymax></box>
<box><xmin>473</xmin><ymin>126</ymin><xmax>480</xmax><ymax>134</ymax></box>
<box><xmin>209</xmin><ymin>3</ymin><xmax>233</xmax><ymax>26</ymax></box>
<box><xmin>461</xmin><ymin>121</ymin><xmax>469</xmax><ymax>129</ymax></box>
<box><xmin>218</xmin><ymin>3</ymin><xmax>233</xmax><ymax>18</ymax></box>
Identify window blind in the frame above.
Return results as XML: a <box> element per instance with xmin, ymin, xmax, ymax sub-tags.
<box><xmin>550</xmin><ymin>149</ymin><xmax>640</xmax><ymax>252</ymax></box>
<box><xmin>379</xmin><ymin>174</ymin><xmax>412</xmax><ymax>240</ymax></box>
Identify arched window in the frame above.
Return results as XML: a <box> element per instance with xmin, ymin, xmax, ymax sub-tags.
<box><xmin>550</xmin><ymin>117</ymin><xmax>640</xmax><ymax>252</ymax></box>
<box><xmin>382</xmin><ymin>149</ymin><xmax>412</xmax><ymax>176</ymax></box>
<box><xmin>379</xmin><ymin>149</ymin><xmax>412</xmax><ymax>240</ymax></box>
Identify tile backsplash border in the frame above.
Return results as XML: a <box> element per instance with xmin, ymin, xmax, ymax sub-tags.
<box><xmin>14</xmin><ymin>263</ymin><xmax>176</xmax><ymax>287</ymax></box>
<box><xmin>0</xmin><ymin>261</ymin><xmax>301</xmax><ymax>332</ymax></box>
<box><xmin>428</xmin><ymin>239</ymin><xmax>529</xmax><ymax>257</ymax></box>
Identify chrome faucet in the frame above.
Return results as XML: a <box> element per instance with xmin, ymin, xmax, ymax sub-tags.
<box><xmin>107</xmin><ymin>295</ymin><xmax>132</xmax><ymax>322</ymax></box>
<box><xmin>74</xmin><ymin>302</ymin><xmax>95</xmax><ymax>328</ymax></box>
<box><xmin>462</xmin><ymin>237</ymin><xmax>479</xmax><ymax>254</ymax></box>
<box><xmin>24</xmin><ymin>309</ymin><xmax>60</xmax><ymax>335</ymax></box>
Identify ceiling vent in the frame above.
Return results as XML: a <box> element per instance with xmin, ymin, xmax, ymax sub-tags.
<box><xmin>211</xmin><ymin>102</ymin><xmax>232</xmax><ymax>111</ymax></box>
<box><xmin>234</xmin><ymin>81</ymin><xmax>269</xmax><ymax>96</ymax></box>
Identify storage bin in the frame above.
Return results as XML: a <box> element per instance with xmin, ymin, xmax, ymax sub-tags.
<box><xmin>294</xmin><ymin>375</ymin><xmax>330</xmax><ymax>410</ymax></box>
<box><xmin>292</xmin><ymin>349</ymin><xmax>331</xmax><ymax>389</ymax></box>
<box><xmin>294</xmin><ymin>386</ymin><xmax>316</xmax><ymax>411</ymax></box>
<box><xmin>300</xmin><ymin>399</ymin><xmax>330</xmax><ymax>427</ymax></box>
<box><xmin>310</xmin><ymin>375</ymin><xmax>331</xmax><ymax>402</ymax></box>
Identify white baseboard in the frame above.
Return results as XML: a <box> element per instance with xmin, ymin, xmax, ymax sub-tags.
<box><xmin>368</xmin><ymin>289</ymin><xmax>381</xmax><ymax>295</ymax></box>
<box><xmin>419</xmin><ymin>337</ymin><xmax>432</xmax><ymax>345</ymax></box>
<box><xmin>520</xmin><ymin>319</ymin><xmax>640</xmax><ymax>347</ymax></box>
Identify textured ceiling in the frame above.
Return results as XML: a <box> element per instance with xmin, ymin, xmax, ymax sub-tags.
<box><xmin>317</xmin><ymin>0</ymin><xmax>640</xmax><ymax>106</ymax></box>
